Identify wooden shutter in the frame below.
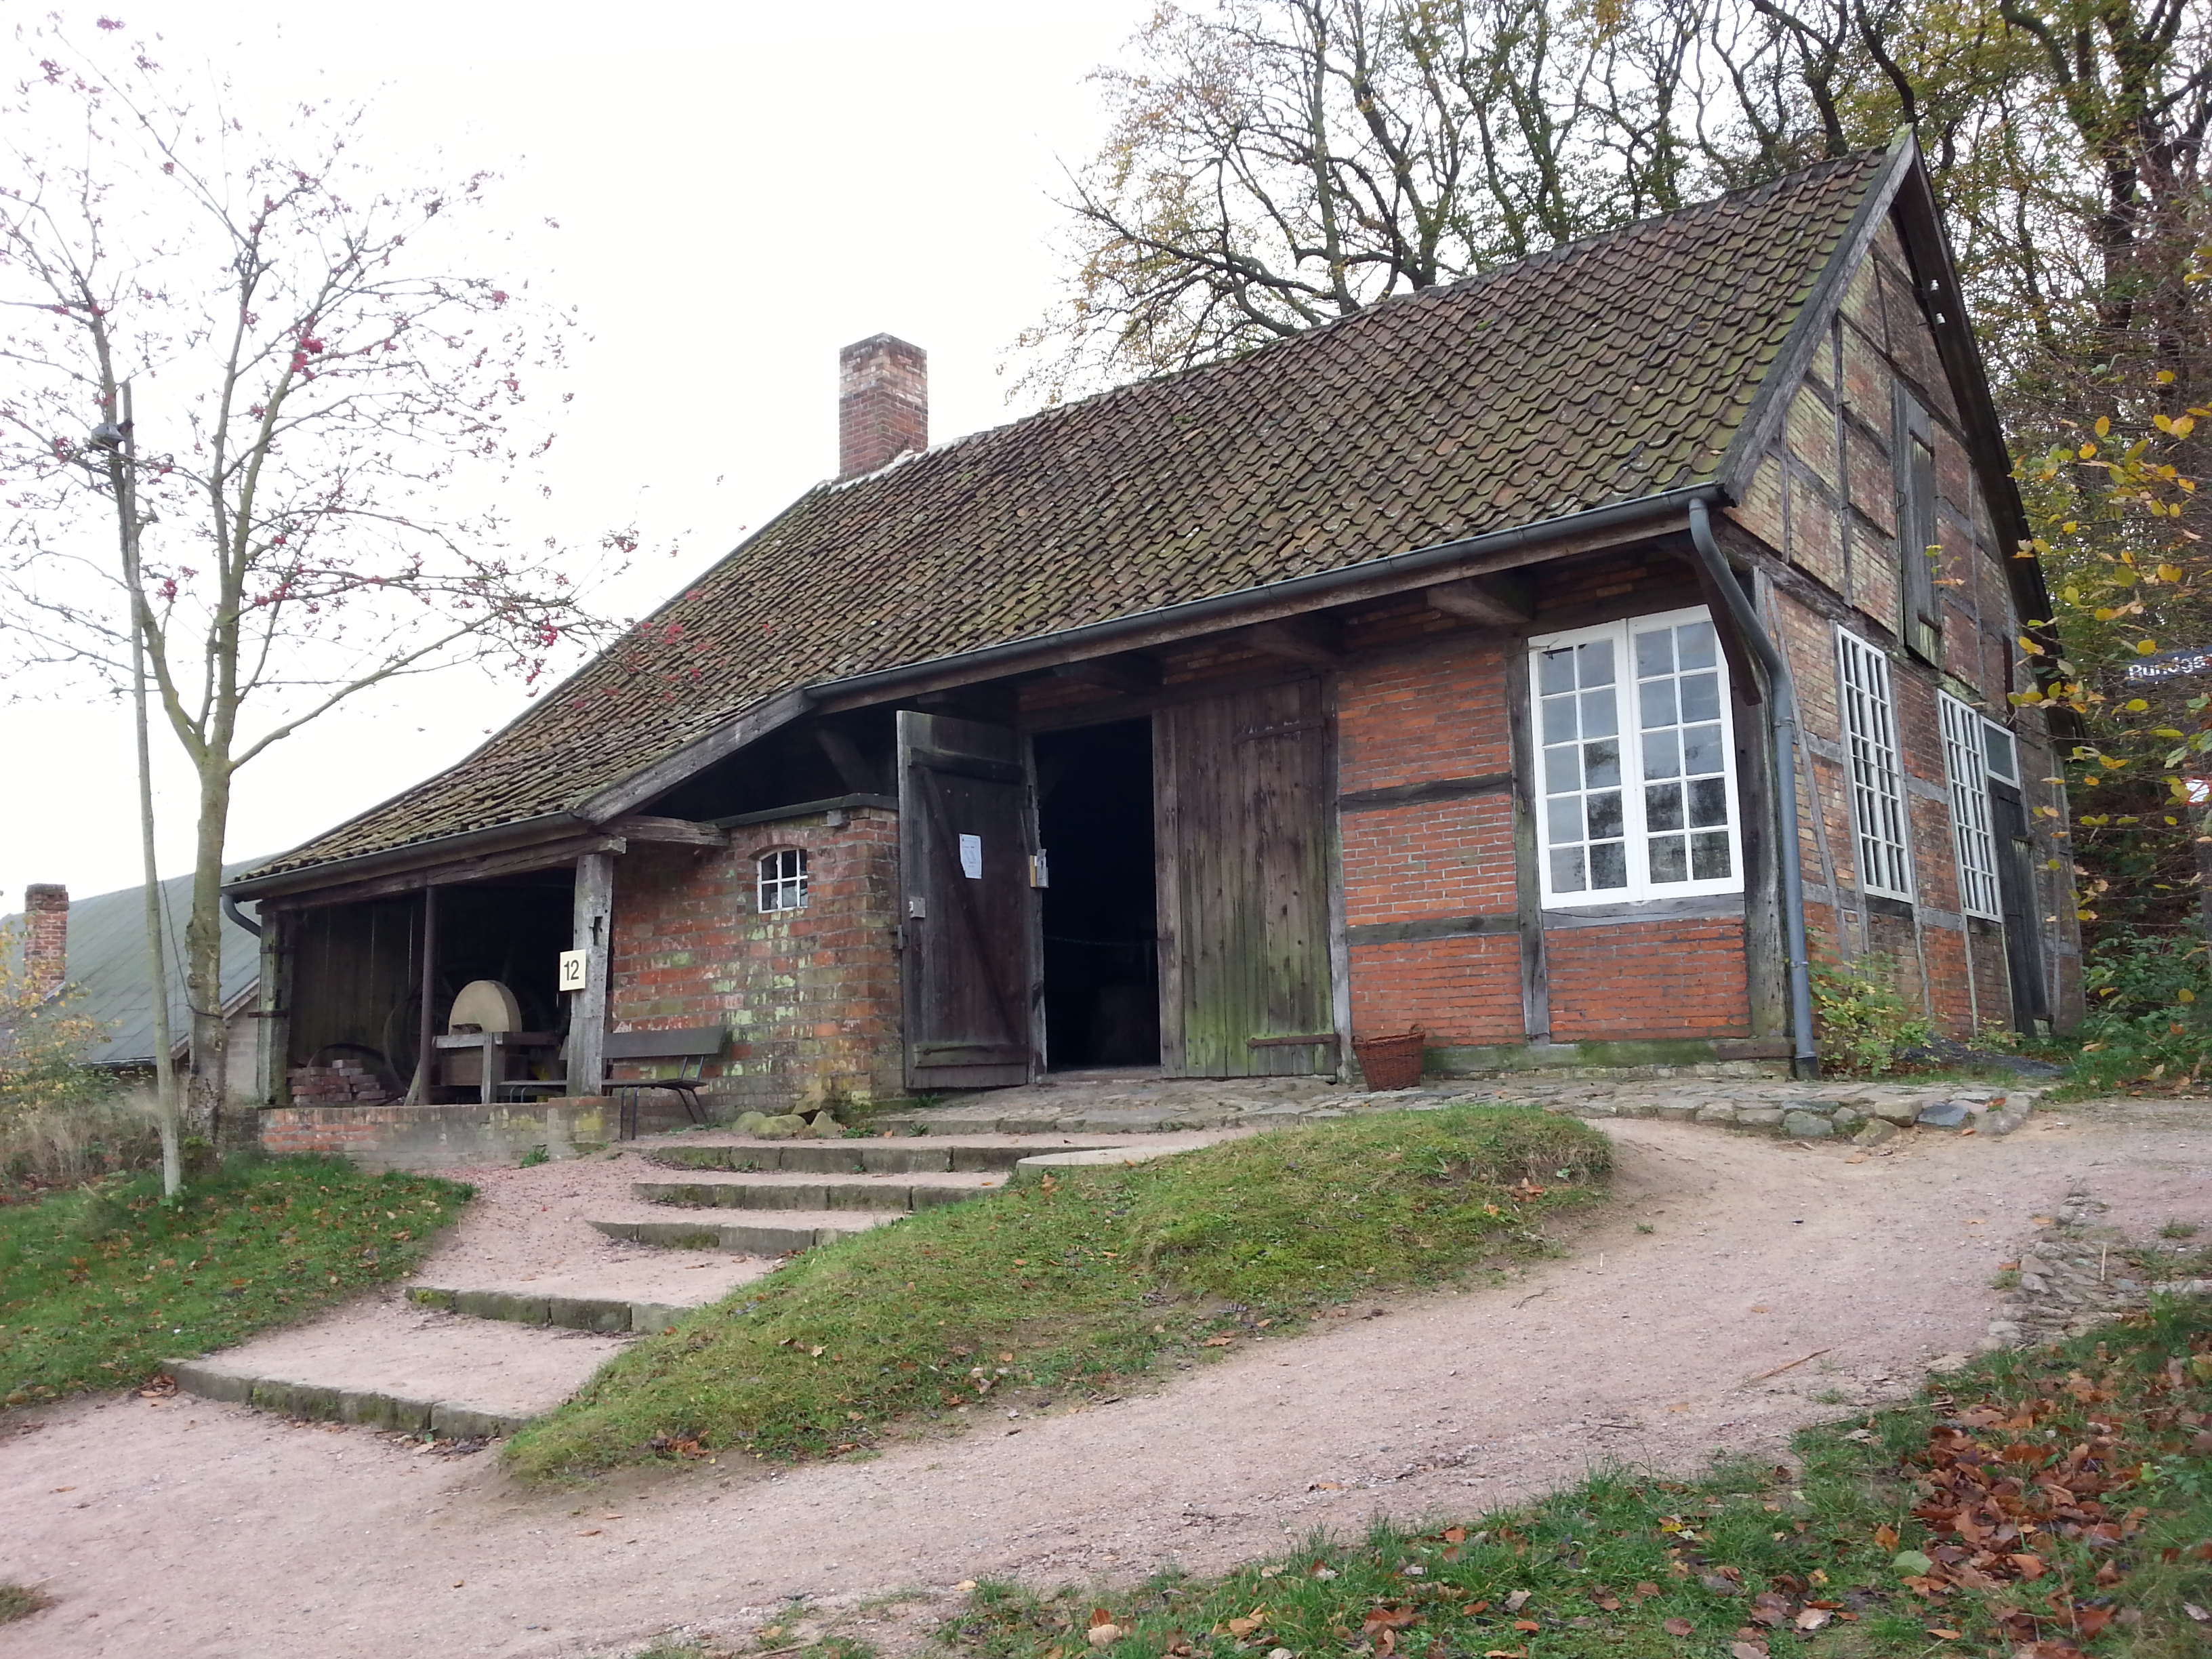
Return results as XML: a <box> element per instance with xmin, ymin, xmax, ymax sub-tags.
<box><xmin>897</xmin><ymin>711</ymin><xmax>1040</xmax><ymax>1089</ymax></box>
<box><xmin>1896</xmin><ymin>389</ymin><xmax>1942</xmax><ymax>662</ymax></box>
<box><xmin>1155</xmin><ymin>680</ymin><xmax>1335</xmax><ymax>1076</ymax></box>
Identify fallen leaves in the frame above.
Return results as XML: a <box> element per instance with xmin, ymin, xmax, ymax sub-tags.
<box><xmin>1661</xmin><ymin>1616</ymin><xmax>1694</xmax><ymax>1637</ymax></box>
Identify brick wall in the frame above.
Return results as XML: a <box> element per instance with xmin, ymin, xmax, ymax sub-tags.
<box><xmin>838</xmin><ymin>335</ymin><xmax>927</xmax><ymax>480</ymax></box>
<box><xmin>1336</xmin><ymin>635</ymin><xmax>1527</xmax><ymax>1047</ymax></box>
<box><xmin>607</xmin><ymin>805</ymin><xmax>904</xmax><ymax>1112</ymax></box>
<box><xmin>1349</xmin><ymin>934</ymin><xmax>1523</xmax><ymax>1044</ymax></box>
<box><xmin>22</xmin><ymin>884</ymin><xmax>66</xmax><ymax>998</ymax></box>
<box><xmin>1546</xmin><ymin>918</ymin><xmax>1751</xmax><ymax>1041</ymax></box>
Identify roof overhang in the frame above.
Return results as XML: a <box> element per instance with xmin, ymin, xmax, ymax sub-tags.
<box><xmin>232</xmin><ymin>482</ymin><xmax>1723</xmax><ymax>903</ymax></box>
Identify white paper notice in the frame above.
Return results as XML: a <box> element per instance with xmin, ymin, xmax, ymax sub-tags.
<box><xmin>958</xmin><ymin>833</ymin><xmax>983</xmax><ymax>880</ymax></box>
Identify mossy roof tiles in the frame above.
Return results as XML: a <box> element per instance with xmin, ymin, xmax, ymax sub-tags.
<box><xmin>264</xmin><ymin>149</ymin><xmax>1887</xmax><ymax>880</ymax></box>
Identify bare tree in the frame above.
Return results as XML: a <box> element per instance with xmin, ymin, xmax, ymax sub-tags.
<box><xmin>0</xmin><ymin>20</ymin><xmax>621</xmax><ymax>1152</ymax></box>
<box><xmin>1021</xmin><ymin>0</ymin><xmax>2211</xmax><ymax>408</ymax></box>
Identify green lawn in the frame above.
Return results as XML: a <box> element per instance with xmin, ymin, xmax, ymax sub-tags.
<box><xmin>506</xmin><ymin>1105</ymin><xmax>1611</xmax><ymax>1480</ymax></box>
<box><xmin>0</xmin><ymin>1153</ymin><xmax>472</xmax><ymax>1404</ymax></box>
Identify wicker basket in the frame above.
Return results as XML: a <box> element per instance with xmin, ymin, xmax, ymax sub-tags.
<box><xmin>1352</xmin><ymin>1029</ymin><xmax>1426</xmax><ymax>1091</ymax></box>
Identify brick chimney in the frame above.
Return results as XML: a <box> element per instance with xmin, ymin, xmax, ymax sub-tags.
<box><xmin>23</xmin><ymin>884</ymin><xmax>67</xmax><ymax>999</ymax></box>
<box><xmin>838</xmin><ymin>334</ymin><xmax>927</xmax><ymax>480</ymax></box>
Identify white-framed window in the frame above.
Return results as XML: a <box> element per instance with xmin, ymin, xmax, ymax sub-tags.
<box><xmin>1835</xmin><ymin>627</ymin><xmax>1914</xmax><ymax>899</ymax></box>
<box><xmin>1938</xmin><ymin>693</ymin><xmax>2001</xmax><ymax>920</ymax></box>
<box><xmin>1532</xmin><ymin>607</ymin><xmax>1742</xmax><ymax>905</ymax></box>
<box><xmin>1981</xmin><ymin>720</ymin><xmax>2019</xmax><ymax>785</ymax></box>
<box><xmin>756</xmin><ymin>848</ymin><xmax>809</xmax><ymax>912</ymax></box>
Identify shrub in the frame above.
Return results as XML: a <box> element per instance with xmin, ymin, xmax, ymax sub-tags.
<box><xmin>1810</xmin><ymin>951</ymin><xmax>1934</xmax><ymax>1076</ymax></box>
<box><xmin>2066</xmin><ymin>930</ymin><xmax>2212</xmax><ymax>1088</ymax></box>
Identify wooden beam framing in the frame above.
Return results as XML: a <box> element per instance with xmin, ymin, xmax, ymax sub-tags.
<box><xmin>602</xmin><ymin>815</ymin><xmax>729</xmax><ymax>847</ymax></box>
<box><xmin>1423</xmin><ymin>573</ymin><xmax>1534</xmax><ymax>627</ymax></box>
<box><xmin>569</xmin><ymin>853</ymin><xmax>615</xmax><ymax>1101</ymax></box>
<box><xmin>277</xmin><ymin>835</ymin><xmax>627</xmax><ymax>910</ymax></box>
<box><xmin>1052</xmin><ymin>653</ymin><xmax>1162</xmax><ymax>697</ymax></box>
<box><xmin>1242</xmin><ymin>615</ymin><xmax>1344</xmax><ymax>668</ymax></box>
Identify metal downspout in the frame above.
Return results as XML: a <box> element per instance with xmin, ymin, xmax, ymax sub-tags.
<box><xmin>1687</xmin><ymin>497</ymin><xmax>1819</xmax><ymax>1078</ymax></box>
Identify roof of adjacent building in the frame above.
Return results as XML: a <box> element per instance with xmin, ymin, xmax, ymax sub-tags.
<box><xmin>3</xmin><ymin>865</ymin><xmax>266</xmax><ymax>1065</ymax></box>
<box><xmin>262</xmin><ymin>146</ymin><xmax>1896</xmax><ymax>881</ymax></box>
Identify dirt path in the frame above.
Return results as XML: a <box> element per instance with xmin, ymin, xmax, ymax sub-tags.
<box><xmin>2</xmin><ymin>1103</ymin><xmax>2206</xmax><ymax>1659</ymax></box>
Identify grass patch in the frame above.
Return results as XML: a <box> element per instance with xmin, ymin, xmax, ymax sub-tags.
<box><xmin>930</xmin><ymin>1300</ymin><xmax>2212</xmax><ymax>1659</ymax></box>
<box><xmin>506</xmin><ymin>1106</ymin><xmax>1608</xmax><ymax>1481</ymax></box>
<box><xmin>0</xmin><ymin>1153</ymin><xmax>471</xmax><ymax>1405</ymax></box>
<box><xmin>0</xmin><ymin>1582</ymin><xmax>52</xmax><ymax>1624</ymax></box>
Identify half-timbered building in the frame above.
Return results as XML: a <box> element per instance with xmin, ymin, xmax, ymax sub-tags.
<box><xmin>229</xmin><ymin>136</ymin><xmax>2078</xmax><ymax>1124</ymax></box>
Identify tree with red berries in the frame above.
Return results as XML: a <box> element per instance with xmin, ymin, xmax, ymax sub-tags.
<box><xmin>0</xmin><ymin>18</ymin><xmax>619</xmax><ymax>1168</ymax></box>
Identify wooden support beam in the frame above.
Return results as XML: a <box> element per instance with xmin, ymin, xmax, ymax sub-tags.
<box><xmin>602</xmin><ymin>815</ymin><xmax>728</xmax><ymax>847</ymax></box>
<box><xmin>1424</xmin><ymin>573</ymin><xmax>1534</xmax><ymax>627</ymax></box>
<box><xmin>815</xmin><ymin>727</ymin><xmax>881</xmax><ymax>795</ymax></box>
<box><xmin>407</xmin><ymin>886</ymin><xmax>438</xmax><ymax>1105</ymax></box>
<box><xmin>279</xmin><ymin>834</ymin><xmax>627</xmax><ymax>909</ymax></box>
<box><xmin>1051</xmin><ymin>653</ymin><xmax>1162</xmax><ymax>697</ymax></box>
<box><xmin>569</xmin><ymin>853</ymin><xmax>615</xmax><ymax>1101</ymax></box>
<box><xmin>1242</xmin><ymin>615</ymin><xmax>1343</xmax><ymax>667</ymax></box>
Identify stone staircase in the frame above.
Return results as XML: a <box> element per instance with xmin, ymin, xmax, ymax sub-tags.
<box><xmin>166</xmin><ymin>1121</ymin><xmax>1225</xmax><ymax>1439</ymax></box>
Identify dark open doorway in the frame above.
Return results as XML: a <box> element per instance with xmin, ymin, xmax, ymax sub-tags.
<box><xmin>1034</xmin><ymin>718</ymin><xmax>1160</xmax><ymax>1069</ymax></box>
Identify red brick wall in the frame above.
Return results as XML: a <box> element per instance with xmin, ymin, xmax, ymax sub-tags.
<box><xmin>1546</xmin><ymin>919</ymin><xmax>1751</xmax><ymax>1041</ymax></box>
<box><xmin>22</xmin><ymin>884</ymin><xmax>66</xmax><ymax>998</ymax></box>
<box><xmin>1336</xmin><ymin>636</ymin><xmax>1527</xmax><ymax>1048</ymax></box>
<box><xmin>607</xmin><ymin>806</ymin><xmax>904</xmax><ymax>1111</ymax></box>
<box><xmin>1349</xmin><ymin>934</ymin><xmax>1523</xmax><ymax>1044</ymax></box>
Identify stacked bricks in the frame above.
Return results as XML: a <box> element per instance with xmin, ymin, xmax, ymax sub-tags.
<box><xmin>22</xmin><ymin>884</ymin><xmax>67</xmax><ymax>998</ymax></box>
<box><xmin>1545</xmin><ymin>918</ymin><xmax>1750</xmax><ymax>1042</ymax></box>
<box><xmin>838</xmin><ymin>335</ymin><xmax>927</xmax><ymax>480</ymax></box>
<box><xmin>607</xmin><ymin>805</ymin><xmax>904</xmax><ymax>1115</ymax></box>
<box><xmin>287</xmin><ymin>1058</ymin><xmax>392</xmax><ymax>1105</ymax></box>
<box><xmin>1335</xmin><ymin>634</ymin><xmax>1529</xmax><ymax>1050</ymax></box>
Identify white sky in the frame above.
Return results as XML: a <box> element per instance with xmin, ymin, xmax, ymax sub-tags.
<box><xmin>1</xmin><ymin>0</ymin><xmax>1150</xmax><ymax>904</ymax></box>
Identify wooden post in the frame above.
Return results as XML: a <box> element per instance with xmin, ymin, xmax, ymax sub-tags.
<box><xmin>409</xmin><ymin>884</ymin><xmax>438</xmax><ymax>1105</ymax></box>
<box><xmin>570</xmin><ymin>853</ymin><xmax>615</xmax><ymax>1097</ymax></box>
<box><xmin>255</xmin><ymin>907</ymin><xmax>288</xmax><ymax>1109</ymax></box>
<box><xmin>1504</xmin><ymin>647</ymin><xmax>1552</xmax><ymax>1042</ymax></box>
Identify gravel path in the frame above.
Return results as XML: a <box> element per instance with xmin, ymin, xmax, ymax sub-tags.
<box><xmin>0</xmin><ymin>1101</ymin><xmax>2205</xmax><ymax>1659</ymax></box>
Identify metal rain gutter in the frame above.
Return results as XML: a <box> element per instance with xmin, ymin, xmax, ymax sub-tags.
<box><xmin>1687</xmin><ymin>497</ymin><xmax>1818</xmax><ymax>1078</ymax></box>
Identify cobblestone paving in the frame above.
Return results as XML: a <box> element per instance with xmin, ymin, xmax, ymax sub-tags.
<box><xmin>876</xmin><ymin>1066</ymin><xmax>2051</xmax><ymax>1147</ymax></box>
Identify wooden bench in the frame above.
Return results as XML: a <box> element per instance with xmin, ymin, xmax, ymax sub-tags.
<box><xmin>496</xmin><ymin>1025</ymin><xmax>726</xmax><ymax>1138</ymax></box>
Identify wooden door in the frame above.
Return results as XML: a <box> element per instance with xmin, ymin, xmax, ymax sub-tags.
<box><xmin>898</xmin><ymin>711</ymin><xmax>1041</xmax><ymax>1089</ymax></box>
<box><xmin>1155</xmin><ymin>680</ymin><xmax>1336</xmax><ymax>1076</ymax></box>
<box><xmin>1989</xmin><ymin>784</ymin><xmax>2049</xmax><ymax>1027</ymax></box>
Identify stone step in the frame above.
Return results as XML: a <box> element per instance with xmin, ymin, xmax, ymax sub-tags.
<box><xmin>630</xmin><ymin>1170</ymin><xmax>1008</xmax><ymax>1212</ymax></box>
<box><xmin>643</xmin><ymin>1138</ymin><xmax>1120</xmax><ymax>1174</ymax></box>
<box><xmin>1010</xmin><ymin>1143</ymin><xmax>1204</xmax><ymax>1182</ymax></box>
<box><xmin>405</xmin><ymin>1257</ymin><xmax>767</xmax><ymax>1334</ymax></box>
<box><xmin>167</xmin><ymin>1297</ymin><xmax>625</xmax><ymax>1438</ymax></box>
<box><xmin>585</xmin><ymin>1208</ymin><xmax>893</xmax><ymax>1255</ymax></box>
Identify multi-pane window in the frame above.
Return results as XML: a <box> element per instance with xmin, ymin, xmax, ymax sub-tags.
<box><xmin>756</xmin><ymin>848</ymin><xmax>809</xmax><ymax>912</ymax></box>
<box><xmin>1836</xmin><ymin>628</ymin><xmax>1913</xmax><ymax>899</ymax></box>
<box><xmin>1939</xmin><ymin>693</ymin><xmax>2001</xmax><ymax>920</ymax></box>
<box><xmin>1533</xmin><ymin>608</ymin><xmax>1740</xmax><ymax>905</ymax></box>
<box><xmin>1981</xmin><ymin>722</ymin><xmax>2019</xmax><ymax>785</ymax></box>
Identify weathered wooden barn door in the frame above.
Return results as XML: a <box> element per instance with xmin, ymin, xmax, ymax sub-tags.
<box><xmin>1989</xmin><ymin>784</ymin><xmax>2051</xmax><ymax>1029</ymax></box>
<box><xmin>897</xmin><ymin>710</ymin><xmax>1041</xmax><ymax>1089</ymax></box>
<box><xmin>1155</xmin><ymin>680</ymin><xmax>1334</xmax><ymax>1076</ymax></box>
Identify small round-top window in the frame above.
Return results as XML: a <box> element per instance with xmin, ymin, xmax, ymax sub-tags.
<box><xmin>757</xmin><ymin>848</ymin><xmax>808</xmax><ymax>912</ymax></box>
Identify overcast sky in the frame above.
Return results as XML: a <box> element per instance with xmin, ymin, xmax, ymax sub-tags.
<box><xmin>1</xmin><ymin>0</ymin><xmax>1151</xmax><ymax>905</ymax></box>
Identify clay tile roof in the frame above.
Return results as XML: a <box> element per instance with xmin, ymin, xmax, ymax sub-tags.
<box><xmin>260</xmin><ymin>148</ymin><xmax>1887</xmax><ymax>881</ymax></box>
